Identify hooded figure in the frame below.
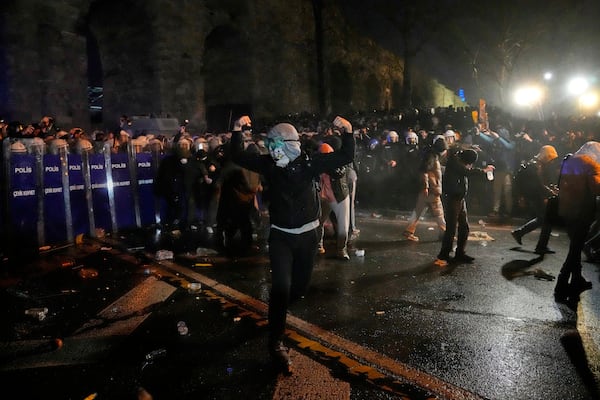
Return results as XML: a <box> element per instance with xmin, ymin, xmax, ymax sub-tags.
<box><xmin>230</xmin><ymin>115</ymin><xmax>355</xmax><ymax>374</ymax></box>
<box><xmin>459</xmin><ymin>148</ymin><xmax>478</xmax><ymax>165</ymax></box>
<box><xmin>435</xmin><ymin>146</ymin><xmax>494</xmax><ymax>267</ymax></box>
<box><xmin>266</xmin><ymin>123</ymin><xmax>302</xmax><ymax>168</ymax></box>
<box><xmin>432</xmin><ymin>134</ymin><xmax>448</xmax><ymax>154</ymax></box>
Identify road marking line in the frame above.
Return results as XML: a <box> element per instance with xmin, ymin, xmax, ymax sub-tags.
<box><xmin>161</xmin><ymin>260</ymin><xmax>485</xmax><ymax>400</ymax></box>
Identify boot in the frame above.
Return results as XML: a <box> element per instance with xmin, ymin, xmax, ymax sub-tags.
<box><xmin>570</xmin><ymin>275</ymin><xmax>592</xmax><ymax>295</ymax></box>
<box><xmin>554</xmin><ymin>272</ymin><xmax>570</xmax><ymax>303</ymax></box>
<box><xmin>511</xmin><ymin>230</ymin><xmax>523</xmax><ymax>245</ymax></box>
<box><xmin>269</xmin><ymin>340</ymin><xmax>292</xmax><ymax>374</ymax></box>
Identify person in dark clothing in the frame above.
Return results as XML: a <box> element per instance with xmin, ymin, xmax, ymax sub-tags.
<box><xmin>510</xmin><ymin>145</ymin><xmax>562</xmax><ymax>255</ymax></box>
<box><xmin>153</xmin><ymin>137</ymin><xmax>197</xmax><ymax>229</ymax></box>
<box><xmin>214</xmin><ymin>144</ymin><xmax>261</xmax><ymax>255</ymax></box>
<box><xmin>230</xmin><ymin>115</ymin><xmax>355</xmax><ymax>374</ymax></box>
<box><xmin>434</xmin><ymin>148</ymin><xmax>495</xmax><ymax>267</ymax></box>
<box><xmin>555</xmin><ymin>141</ymin><xmax>600</xmax><ymax>306</ymax></box>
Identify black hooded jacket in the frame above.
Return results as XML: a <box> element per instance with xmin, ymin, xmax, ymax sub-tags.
<box><xmin>230</xmin><ymin>130</ymin><xmax>355</xmax><ymax>229</ymax></box>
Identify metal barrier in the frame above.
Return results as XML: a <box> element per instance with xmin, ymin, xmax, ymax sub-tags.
<box><xmin>1</xmin><ymin>140</ymin><xmax>163</xmax><ymax>247</ymax></box>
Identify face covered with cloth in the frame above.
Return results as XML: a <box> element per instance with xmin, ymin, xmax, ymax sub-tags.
<box><xmin>266</xmin><ymin>123</ymin><xmax>302</xmax><ymax>168</ymax></box>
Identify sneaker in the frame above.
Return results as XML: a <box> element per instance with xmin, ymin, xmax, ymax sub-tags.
<box><xmin>317</xmin><ymin>246</ymin><xmax>326</xmax><ymax>255</ymax></box>
<box><xmin>434</xmin><ymin>258</ymin><xmax>449</xmax><ymax>267</ymax></box>
<box><xmin>511</xmin><ymin>230</ymin><xmax>522</xmax><ymax>245</ymax></box>
<box><xmin>205</xmin><ymin>226</ymin><xmax>214</xmax><ymax>234</ymax></box>
<box><xmin>338</xmin><ymin>249</ymin><xmax>350</xmax><ymax>260</ymax></box>
<box><xmin>269</xmin><ymin>341</ymin><xmax>292</xmax><ymax>374</ymax></box>
<box><xmin>403</xmin><ymin>232</ymin><xmax>419</xmax><ymax>242</ymax></box>
<box><xmin>454</xmin><ymin>253</ymin><xmax>475</xmax><ymax>263</ymax></box>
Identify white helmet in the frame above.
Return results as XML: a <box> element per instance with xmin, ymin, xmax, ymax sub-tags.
<box><xmin>149</xmin><ymin>138</ymin><xmax>164</xmax><ymax>153</ymax></box>
<box><xmin>444</xmin><ymin>129</ymin><xmax>456</xmax><ymax>138</ymax></box>
<box><xmin>10</xmin><ymin>140</ymin><xmax>27</xmax><ymax>154</ymax></box>
<box><xmin>386</xmin><ymin>130</ymin><xmax>399</xmax><ymax>143</ymax></box>
<box><xmin>405</xmin><ymin>131</ymin><xmax>418</xmax><ymax>145</ymax></box>
<box><xmin>27</xmin><ymin>137</ymin><xmax>46</xmax><ymax>155</ymax></box>
<box><xmin>75</xmin><ymin>139</ymin><xmax>93</xmax><ymax>154</ymax></box>
<box><xmin>49</xmin><ymin>138</ymin><xmax>69</xmax><ymax>155</ymax></box>
<box><xmin>444</xmin><ymin>129</ymin><xmax>456</xmax><ymax>144</ymax></box>
<box><xmin>130</xmin><ymin>137</ymin><xmax>147</xmax><ymax>153</ymax></box>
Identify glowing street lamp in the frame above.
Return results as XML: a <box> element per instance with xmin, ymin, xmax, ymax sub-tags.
<box><xmin>578</xmin><ymin>91</ymin><xmax>599</xmax><ymax>114</ymax></box>
<box><xmin>567</xmin><ymin>77</ymin><xmax>589</xmax><ymax>96</ymax></box>
<box><xmin>514</xmin><ymin>86</ymin><xmax>543</xmax><ymax>106</ymax></box>
<box><xmin>514</xmin><ymin>85</ymin><xmax>545</xmax><ymax>120</ymax></box>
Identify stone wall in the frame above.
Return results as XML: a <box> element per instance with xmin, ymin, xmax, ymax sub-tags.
<box><xmin>0</xmin><ymin>0</ymin><xmax>466</xmax><ymax>133</ymax></box>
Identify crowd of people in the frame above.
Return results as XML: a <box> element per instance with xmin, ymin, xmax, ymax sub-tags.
<box><xmin>3</xmin><ymin>106</ymin><xmax>600</xmax><ymax>371</ymax></box>
<box><xmin>2</xmin><ymin>107</ymin><xmax>600</xmax><ymax>256</ymax></box>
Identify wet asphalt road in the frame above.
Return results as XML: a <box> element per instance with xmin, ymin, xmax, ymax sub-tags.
<box><xmin>1</xmin><ymin>210</ymin><xmax>599</xmax><ymax>399</ymax></box>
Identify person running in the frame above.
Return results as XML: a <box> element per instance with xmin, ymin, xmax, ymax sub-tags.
<box><xmin>510</xmin><ymin>145</ymin><xmax>561</xmax><ymax>255</ymax></box>
<box><xmin>229</xmin><ymin>114</ymin><xmax>355</xmax><ymax>374</ymax></box>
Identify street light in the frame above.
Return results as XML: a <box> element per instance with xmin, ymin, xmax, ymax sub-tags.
<box><xmin>578</xmin><ymin>91</ymin><xmax>599</xmax><ymax>115</ymax></box>
<box><xmin>567</xmin><ymin>77</ymin><xmax>589</xmax><ymax>96</ymax></box>
<box><xmin>514</xmin><ymin>85</ymin><xmax>545</xmax><ymax>120</ymax></box>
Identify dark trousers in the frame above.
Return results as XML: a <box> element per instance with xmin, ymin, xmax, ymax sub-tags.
<box><xmin>438</xmin><ymin>194</ymin><xmax>469</xmax><ymax>259</ymax></box>
<box><xmin>267</xmin><ymin>227</ymin><xmax>319</xmax><ymax>345</ymax></box>
<box><xmin>559</xmin><ymin>219</ymin><xmax>592</xmax><ymax>283</ymax></box>
<box><xmin>513</xmin><ymin>197</ymin><xmax>551</xmax><ymax>250</ymax></box>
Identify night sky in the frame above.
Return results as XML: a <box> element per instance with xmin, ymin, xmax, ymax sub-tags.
<box><xmin>340</xmin><ymin>0</ymin><xmax>600</xmax><ymax>117</ymax></box>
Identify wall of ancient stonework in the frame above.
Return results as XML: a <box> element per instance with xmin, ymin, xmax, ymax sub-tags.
<box><xmin>0</xmin><ymin>0</ymin><xmax>465</xmax><ymax>134</ymax></box>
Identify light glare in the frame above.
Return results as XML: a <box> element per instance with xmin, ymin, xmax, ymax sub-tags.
<box><xmin>514</xmin><ymin>86</ymin><xmax>542</xmax><ymax>106</ymax></box>
<box><xmin>579</xmin><ymin>92</ymin><xmax>598</xmax><ymax>108</ymax></box>
<box><xmin>567</xmin><ymin>77</ymin><xmax>589</xmax><ymax>95</ymax></box>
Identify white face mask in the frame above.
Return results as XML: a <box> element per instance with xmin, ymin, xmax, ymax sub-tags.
<box><xmin>273</xmin><ymin>154</ymin><xmax>290</xmax><ymax>167</ymax></box>
<box><xmin>267</xmin><ymin>136</ymin><xmax>295</xmax><ymax>167</ymax></box>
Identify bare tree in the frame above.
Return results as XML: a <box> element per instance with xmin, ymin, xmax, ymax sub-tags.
<box><xmin>442</xmin><ymin>0</ymin><xmax>579</xmax><ymax>110</ymax></box>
